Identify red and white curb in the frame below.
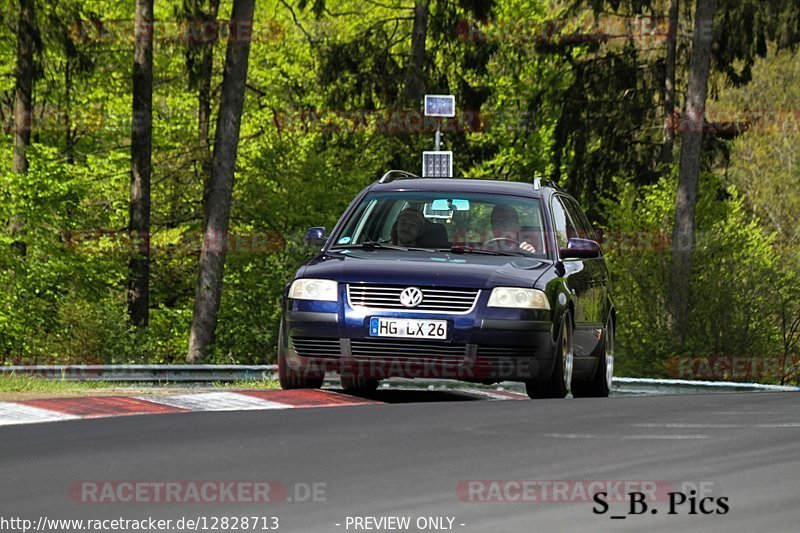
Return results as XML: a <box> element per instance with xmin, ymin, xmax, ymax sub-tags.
<box><xmin>461</xmin><ymin>388</ymin><xmax>529</xmax><ymax>401</ymax></box>
<box><xmin>0</xmin><ymin>390</ymin><xmax>379</xmax><ymax>427</ymax></box>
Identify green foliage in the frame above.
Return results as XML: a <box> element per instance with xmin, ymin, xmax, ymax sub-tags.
<box><xmin>711</xmin><ymin>47</ymin><xmax>800</xmax><ymax>249</ymax></box>
<box><xmin>0</xmin><ymin>0</ymin><xmax>797</xmax><ymax>383</ymax></box>
<box><xmin>0</xmin><ymin>144</ymin><xmax>134</xmax><ymax>363</ymax></box>
<box><xmin>712</xmin><ymin>0</ymin><xmax>800</xmax><ymax>86</ymax></box>
<box><xmin>465</xmin><ymin>1</ymin><xmax>563</xmax><ymax>180</ymax></box>
<box><xmin>604</xmin><ymin>172</ymin><xmax>780</xmax><ymax>377</ymax></box>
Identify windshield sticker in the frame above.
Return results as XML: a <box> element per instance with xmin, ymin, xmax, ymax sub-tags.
<box><xmin>337</xmin><ymin>236</ymin><xmax>352</xmax><ymax>245</ymax></box>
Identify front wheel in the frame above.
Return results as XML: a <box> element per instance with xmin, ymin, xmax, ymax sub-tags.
<box><xmin>572</xmin><ymin>317</ymin><xmax>613</xmax><ymax>398</ymax></box>
<box><xmin>526</xmin><ymin>312</ymin><xmax>573</xmax><ymax>399</ymax></box>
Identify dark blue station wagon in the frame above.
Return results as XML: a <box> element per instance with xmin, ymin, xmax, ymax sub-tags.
<box><xmin>279</xmin><ymin>171</ymin><xmax>615</xmax><ymax>398</ymax></box>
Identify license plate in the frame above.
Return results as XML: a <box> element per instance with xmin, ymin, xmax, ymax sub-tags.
<box><xmin>369</xmin><ymin>317</ymin><xmax>447</xmax><ymax>339</ymax></box>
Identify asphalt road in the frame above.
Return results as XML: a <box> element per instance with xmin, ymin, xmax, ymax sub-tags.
<box><xmin>1</xmin><ymin>391</ymin><xmax>798</xmax><ymax>533</ymax></box>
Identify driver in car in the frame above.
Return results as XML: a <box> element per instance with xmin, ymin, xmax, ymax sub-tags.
<box><xmin>489</xmin><ymin>204</ymin><xmax>536</xmax><ymax>253</ymax></box>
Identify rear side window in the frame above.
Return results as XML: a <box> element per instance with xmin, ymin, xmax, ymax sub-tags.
<box><xmin>563</xmin><ymin>197</ymin><xmax>597</xmax><ymax>241</ymax></box>
<box><xmin>551</xmin><ymin>196</ymin><xmax>578</xmax><ymax>250</ymax></box>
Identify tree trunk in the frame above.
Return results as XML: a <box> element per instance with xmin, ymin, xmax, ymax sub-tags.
<box><xmin>198</xmin><ymin>0</ymin><xmax>220</xmax><ymax>181</ymax></box>
<box><xmin>403</xmin><ymin>0</ymin><xmax>429</xmax><ymax>104</ymax></box>
<box><xmin>669</xmin><ymin>0</ymin><xmax>715</xmax><ymax>345</ymax></box>
<box><xmin>127</xmin><ymin>0</ymin><xmax>154</xmax><ymax>328</ymax></box>
<box><xmin>12</xmin><ymin>0</ymin><xmax>35</xmax><ymax>174</ymax></box>
<box><xmin>659</xmin><ymin>0</ymin><xmax>679</xmax><ymax>170</ymax></box>
<box><xmin>64</xmin><ymin>35</ymin><xmax>75</xmax><ymax>165</ymax></box>
<box><xmin>184</xmin><ymin>0</ymin><xmax>221</xmax><ymax>185</ymax></box>
<box><xmin>187</xmin><ymin>0</ymin><xmax>255</xmax><ymax>363</ymax></box>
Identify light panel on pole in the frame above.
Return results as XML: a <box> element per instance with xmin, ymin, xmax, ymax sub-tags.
<box><xmin>422</xmin><ymin>151</ymin><xmax>453</xmax><ymax>178</ymax></box>
<box><xmin>424</xmin><ymin>95</ymin><xmax>455</xmax><ymax>117</ymax></box>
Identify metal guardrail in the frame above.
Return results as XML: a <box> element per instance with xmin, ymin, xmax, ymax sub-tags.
<box><xmin>1</xmin><ymin>365</ymin><xmax>798</xmax><ymax>393</ymax></box>
<box><xmin>0</xmin><ymin>365</ymin><xmax>277</xmax><ymax>382</ymax></box>
<box><xmin>613</xmin><ymin>376</ymin><xmax>799</xmax><ymax>392</ymax></box>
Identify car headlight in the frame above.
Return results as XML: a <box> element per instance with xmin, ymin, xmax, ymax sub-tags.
<box><xmin>487</xmin><ymin>287</ymin><xmax>550</xmax><ymax>310</ymax></box>
<box><xmin>289</xmin><ymin>279</ymin><xmax>338</xmax><ymax>302</ymax></box>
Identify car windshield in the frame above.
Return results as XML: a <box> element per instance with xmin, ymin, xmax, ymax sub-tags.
<box><xmin>331</xmin><ymin>191</ymin><xmax>548</xmax><ymax>257</ymax></box>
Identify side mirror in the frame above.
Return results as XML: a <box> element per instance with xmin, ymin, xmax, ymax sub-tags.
<box><xmin>304</xmin><ymin>227</ymin><xmax>327</xmax><ymax>247</ymax></box>
<box><xmin>560</xmin><ymin>238</ymin><xmax>601</xmax><ymax>259</ymax></box>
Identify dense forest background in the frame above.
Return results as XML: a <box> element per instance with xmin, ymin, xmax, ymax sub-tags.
<box><xmin>1</xmin><ymin>0</ymin><xmax>798</xmax><ymax>383</ymax></box>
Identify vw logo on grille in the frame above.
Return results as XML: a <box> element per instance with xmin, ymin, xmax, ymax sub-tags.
<box><xmin>399</xmin><ymin>287</ymin><xmax>424</xmax><ymax>308</ymax></box>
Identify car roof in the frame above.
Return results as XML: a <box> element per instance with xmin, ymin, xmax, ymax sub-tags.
<box><xmin>368</xmin><ymin>177</ymin><xmax>556</xmax><ymax>198</ymax></box>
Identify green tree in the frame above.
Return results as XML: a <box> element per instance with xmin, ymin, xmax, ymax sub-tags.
<box><xmin>669</xmin><ymin>0</ymin><xmax>714</xmax><ymax>344</ymax></box>
<box><xmin>12</xmin><ymin>0</ymin><xmax>35</xmax><ymax>174</ymax></box>
<box><xmin>128</xmin><ymin>0</ymin><xmax>155</xmax><ymax>327</ymax></box>
<box><xmin>604</xmin><ymin>173</ymin><xmax>777</xmax><ymax>376</ymax></box>
<box><xmin>188</xmin><ymin>0</ymin><xmax>256</xmax><ymax>363</ymax></box>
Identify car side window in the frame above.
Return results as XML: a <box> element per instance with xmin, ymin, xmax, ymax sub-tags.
<box><xmin>564</xmin><ymin>197</ymin><xmax>597</xmax><ymax>241</ymax></box>
<box><xmin>551</xmin><ymin>196</ymin><xmax>578</xmax><ymax>250</ymax></box>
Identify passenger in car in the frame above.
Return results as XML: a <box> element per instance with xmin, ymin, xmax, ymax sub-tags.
<box><xmin>392</xmin><ymin>208</ymin><xmax>426</xmax><ymax>246</ymax></box>
<box><xmin>490</xmin><ymin>204</ymin><xmax>537</xmax><ymax>253</ymax></box>
<box><xmin>417</xmin><ymin>222</ymin><xmax>450</xmax><ymax>248</ymax></box>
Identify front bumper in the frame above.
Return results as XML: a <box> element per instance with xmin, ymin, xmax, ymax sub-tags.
<box><xmin>281</xmin><ymin>290</ymin><xmax>559</xmax><ymax>383</ymax></box>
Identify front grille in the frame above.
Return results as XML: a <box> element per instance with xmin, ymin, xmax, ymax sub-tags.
<box><xmin>476</xmin><ymin>345</ymin><xmax>537</xmax><ymax>358</ymax></box>
<box><xmin>347</xmin><ymin>284</ymin><xmax>480</xmax><ymax>313</ymax></box>
<box><xmin>291</xmin><ymin>337</ymin><xmax>341</xmax><ymax>358</ymax></box>
<box><xmin>350</xmin><ymin>339</ymin><xmax>467</xmax><ymax>362</ymax></box>
<box><xmin>293</xmin><ymin>339</ymin><xmax>536</xmax><ymax>363</ymax></box>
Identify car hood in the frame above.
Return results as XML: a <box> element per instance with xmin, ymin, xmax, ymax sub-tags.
<box><xmin>298</xmin><ymin>249</ymin><xmax>552</xmax><ymax>289</ymax></box>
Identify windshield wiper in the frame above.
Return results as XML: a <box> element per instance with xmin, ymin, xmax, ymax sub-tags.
<box><xmin>337</xmin><ymin>240</ymin><xmax>411</xmax><ymax>251</ymax></box>
<box><xmin>361</xmin><ymin>241</ymin><xmax>409</xmax><ymax>251</ymax></box>
<box><xmin>340</xmin><ymin>242</ymin><xmax>508</xmax><ymax>254</ymax></box>
<box><xmin>444</xmin><ymin>245</ymin><xmax>523</xmax><ymax>256</ymax></box>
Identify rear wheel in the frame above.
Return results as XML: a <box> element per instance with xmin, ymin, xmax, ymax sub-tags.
<box><xmin>572</xmin><ymin>317</ymin><xmax>613</xmax><ymax>398</ymax></box>
<box><xmin>278</xmin><ymin>326</ymin><xmax>324</xmax><ymax>390</ymax></box>
<box><xmin>526</xmin><ymin>312</ymin><xmax>573</xmax><ymax>399</ymax></box>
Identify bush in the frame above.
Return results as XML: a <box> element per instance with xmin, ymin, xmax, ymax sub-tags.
<box><xmin>603</xmin><ymin>172</ymin><xmax>780</xmax><ymax>378</ymax></box>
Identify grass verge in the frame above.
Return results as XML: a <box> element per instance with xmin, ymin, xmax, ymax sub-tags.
<box><xmin>213</xmin><ymin>378</ymin><xmax>280</xmax><ymax>389</ymax></box>
<box><xmin>0</xmin><ymin>373</ymin><xmax>280</xmax><ymax>397</ymax></box>
<box><xmin>0</xmin><ymin>373</ymin><xmax>114</xmax><ymax>394</ymax></box>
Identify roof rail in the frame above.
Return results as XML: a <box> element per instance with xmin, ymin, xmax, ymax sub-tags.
<box><xmin>533</xmin><ymin>176</ymin><xmax>561</xmax><ymax>191</ymax></box>
<box><xmin>378</xmin><ymin>169</ymin><xmax>422</xmax><ymax>184</ymax></box>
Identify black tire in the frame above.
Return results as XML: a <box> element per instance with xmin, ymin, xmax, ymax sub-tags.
<box><xmin>340</xmin><ymin>375</ymin><xmax>380</xmax><ymax>392</ymax></box>
<box><xmin>278</xmin><ymin>326</ymin><xmax>324</xmax><ymax>390</ymax></box>
<box><xmin>526</xmin><ymin>312</ymin><xmax>573</xmax><ymax>399</ymax></box>
<box><xmin>572</xmin><ymin>317</ymin><xmax>614</xmax><ymax>398</ymax></box>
